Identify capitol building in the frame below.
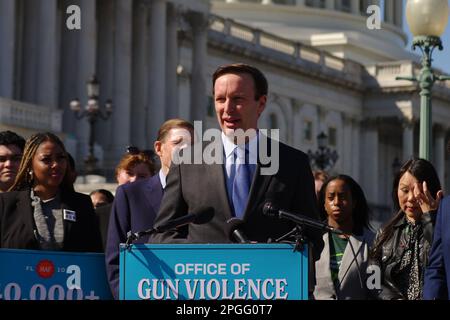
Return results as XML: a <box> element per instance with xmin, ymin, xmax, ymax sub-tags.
<box><xmin>0</xmin><ymin>0</ymin><xmax>449</xmax><ymax>226</ymax></box>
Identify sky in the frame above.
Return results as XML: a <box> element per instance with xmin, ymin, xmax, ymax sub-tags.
<box><xmin>402</xmin><ymin>0</ymin><xmax>450</xmax><ymax>74</ymax></box>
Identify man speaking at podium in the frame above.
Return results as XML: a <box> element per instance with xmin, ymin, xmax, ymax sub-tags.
<box><xmin>151</xmin><ymin>63</ymin><xmax>321</xmax><ymax>253</ymax></box>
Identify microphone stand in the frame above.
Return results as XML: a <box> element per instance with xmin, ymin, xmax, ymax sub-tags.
<box><xmin>125</xmin><ymin>228</ymin><xmax>156</xmax><ymax>250</ymax></box>
<box><xmin>272</xmin><ymin>225</ymin><xmax>307</xmax><ymax>252</ymax></box>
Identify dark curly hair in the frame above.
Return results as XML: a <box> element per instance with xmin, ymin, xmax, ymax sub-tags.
<box><xmin>0</xmin><ymin>130</ymin><xmax>25</xmax><ymax>150</ymax></box>
<box><xmin>317</xmin><ymin>174</ymin><xmax>371</xmax><ymax>236</ymax></box>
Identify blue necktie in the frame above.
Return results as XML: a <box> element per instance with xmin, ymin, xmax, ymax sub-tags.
<box><xmin>232</xmin><ymin>148</ymin><xmax>253</xmax><ymax>219</ymax></box>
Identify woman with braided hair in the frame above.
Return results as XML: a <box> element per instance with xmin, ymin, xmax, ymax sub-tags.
<box><xmin>0</xmin><ymin>132</ymin><xmax>102</xmax><ymax>252</ymax></box>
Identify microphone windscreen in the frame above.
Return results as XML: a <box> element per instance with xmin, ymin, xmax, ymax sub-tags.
<box><xmin>226</xmin><ymin>218</ymin><xmax>248</xmax><ymax>242</ymax></box>
<box><xmin>226</xmin><ymin>217</ymin><xmax>245</xmax><ymax>232</ymax></box>
<box><xmin>192</xmin><ymin>207</ymin><xmax>215</xmax><ymax>224</ymax></box>
<box><xmin>262</xmin><ymin>201</ymin><xmax>277</xmax><ymax>217</ymax></box>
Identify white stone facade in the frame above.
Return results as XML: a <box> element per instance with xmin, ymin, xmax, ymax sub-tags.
<box><xmin>0</xmin><ymin>0</ymin><xmax>449</xmax><ymax>226</ymax></box>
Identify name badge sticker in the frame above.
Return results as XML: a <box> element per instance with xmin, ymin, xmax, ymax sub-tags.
<box><xmin>63</xmin><ymin>209</ymin><xmax>77</xmax><ymax>222</ymax></box>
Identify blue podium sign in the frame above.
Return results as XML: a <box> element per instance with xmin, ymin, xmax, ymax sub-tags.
<box><xmin>119</xmin><ymin>243</ymin><xmax>308</xmax><ymax>300</ymax></box>
<box><xmin>0</xmin><ymin>249</ymin><xmax>112</xmax><ymax>300</ymax></box>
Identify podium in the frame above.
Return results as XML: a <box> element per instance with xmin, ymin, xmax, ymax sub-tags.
<box><xmin>0</xmin><ymin>249</ymin><xmax>112</xmax><ymax>300</ymax></box>
<box><xmin>119</xmin><ymin>243</ymin><xmax>308</xmax><ymax>300</ymax></box>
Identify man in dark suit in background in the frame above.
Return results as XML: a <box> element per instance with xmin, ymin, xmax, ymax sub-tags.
<box><xmin>105</xmin><ymin>119</ymin><xmax>194</xmax><ymax>299</ymax></box>
<box><xmin>424</xmin><ymin>141</ymin><xmax>450</xmax><ymax>300</ymax></box>
<box><xmin>151</xmin><ymin>64</ymin><xmax>322</xmax><ymax>251</ymax></box>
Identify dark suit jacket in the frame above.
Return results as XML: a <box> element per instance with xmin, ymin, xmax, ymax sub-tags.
<box><xmin>0</xmin><ymin>189</ymin><xmax>102</xmax><ymax>252</ymax></box>
<box><xmin>105</xmin><ymin>174</ymin><xmax>163</xmax><ymax>299</ymax></box>
<box><xmin>151</xmin><ymin>137</ymin><xmax>321</xmax><ymax>248</ymax></box>
<box><xmin>424</xmin><ymin>196</ymin><xmax>450</xmax><ymax>299</ymax></box>
<box><xmin>95</xmin><ymin>203</ymin><xmax>113</xmax><ymax>250</ymax></box>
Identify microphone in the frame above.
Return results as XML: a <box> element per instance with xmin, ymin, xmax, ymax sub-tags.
<box><xmin>262</xmin><ymin>202</ymin><xmax>344</xmax><ymax>235</ymax></box>
<box><xmin>126</xmin><ymin>207</ymin><xmax>214</xmax><ymax>245</ymax></box>
<box><xmin>226</xmin><ymin>218</ymin><xmax>250</xmax><ymax>243</ymax></box>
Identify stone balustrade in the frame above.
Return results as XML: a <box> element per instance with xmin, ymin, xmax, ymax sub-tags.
<box><xmin>0</xmin><ymin>97</ymin><xmax>62</xmax><ymax>132</ymax></box>
<box><xmin>209</xmin><ymin>14</ymin><xmax>362</xmax><ymax>85</ymax></box>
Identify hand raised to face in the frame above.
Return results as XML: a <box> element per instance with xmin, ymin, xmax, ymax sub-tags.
<box><xmin>413</xmin><ymin>181</ymin><xmax>443</xmax><ymax>213</ymax></box>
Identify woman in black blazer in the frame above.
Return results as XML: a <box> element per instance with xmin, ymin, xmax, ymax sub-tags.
<box><xmin>0</xmin><ymin>132</ymin><xmax>102</xmax><ymax>252</ymax></box>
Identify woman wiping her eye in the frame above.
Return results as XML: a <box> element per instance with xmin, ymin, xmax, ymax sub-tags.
<box><xmin>369</xmin><ymin>158</ymin><xmax>443</xmax><ymax>300</ymax></box>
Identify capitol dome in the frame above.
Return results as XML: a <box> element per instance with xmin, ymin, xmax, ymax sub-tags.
<box><xmin>211</xmin><ymin>0</ymin><xmax>416</xmax><ymax>64</ymax></box>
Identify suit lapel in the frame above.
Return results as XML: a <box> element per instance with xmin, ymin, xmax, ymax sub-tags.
<box><xmin>243</xmin><ymin>136</ymin><xmax>273</xmax><ymax>219</ymax></box>
<box><xmin>317</xmin><ymin>233</ymin><xmax>337</xmax><ymax>296</ymax></box>
<box><xmin>338</xmin><ymin>234</ymin><xmax>363</xmax><ymax>286</ymax></box>
<box><xmin>16</xmin><ymin>191</ymin><xmax>37</xmax><ymax>244</ymax></box>
<box><xmin>206</xmin><ymin>139</ymin><xmax>233</xmax><ymax>218</ymax></box>
<box><xmin>212</xmin><ymin>163</ymin><xmax>234</xmax><ymax>219</ymax></box>
<box><xmin>209</xmin><ymin>135</ymin><xmax>274</xmax><ymax>219</ymax></box>
<box><xmin>60</xmin><ymin>193</ymin><xmax>75</xmax><ymax>245</ymax></box>
<box><xmin>244</xmin><ymin>165</ymin><xmax>272</xmax><ymax>218</ymax></box>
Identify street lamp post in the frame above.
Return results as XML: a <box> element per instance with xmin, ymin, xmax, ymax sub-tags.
<box><xmin>70</xmin><ymin>75</ymin><xmax>113</xmax><ymax>175</ymax></box>
<box><xmin>397</xmin><ymin>0</ymin><xmax>450</xmax><ymax>160</ymax></box>
<box><xmin>307</xmin><ymin>131</ymin><xmax>339</xmax><ymax>171</ymax></box>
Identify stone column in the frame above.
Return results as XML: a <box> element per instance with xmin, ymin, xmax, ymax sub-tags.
<box><xmin>369</xmin><ymin>0</ymin><xmax>380</xmax><ymax>10</ymax></box>
<box><xmin>166</xmin><ymin>3</ymin><xmax>180</xmax><ymax>120</ymax></box>
<box><xmin>342</xmin><ymin>115</ymin><xmax>353</xmax><ymax>175</ymax></box>
<box><xmin>351</xmin><ymin>118</ymin><xmax>360</xmax><ymax>181</ymax></box>
<box><xmin>0</xmin><ymin>0</ymin><xmax>17</xmax><ymax>98</ymax></box>
<box><xmin>177</xmin><ymin>68</ymin><xmax>191</xmax><ymax>121</ymax></box>
<box><xmin>148</xmin><ymin>0</ymin><xmax>167</xmax><ymax>142</ymax></box>
<box><xmin>360</xmin><ymin>119</ymin><xmax>379</xmax><ymax>204</ymax></box>
<box><xmin>394</xmin><ymin>0</ymin><xmax>403</xmax><ymax>28</ymax></box>
<box><xmin>351</xmin><ymin>0</ymin><xmax>360</xmax><ymax>14</ymax></box>
<box><xmin>36</xmin><ymin>0</ymin><xmax>59</xmax><ymax>108</ymax></box>
<box><xmin>384</xmin><ymin>0</ymin><xmax>394</xmax><ymax>24</ymax></box>
<box><xmin>76</xmin><ymin>0</ymin><xmax>98</xmax><ymax>166</ymax></box>
<box><xmin>131</xmin><ymin>1</ymin><xmax>149</xmax><ymax>149</ymax></box>
<box><xmin>434</xmin><ymin>126</ymin><xmax>446</xmax><ymax>186</ymax></box>
<box><xmin>325</xmin><ymin>0</ymin><xmax>335</xmax><ymax>10</ymax></box>
<box><xmin>110</xmin><ymin>0</ymin><xmax>132</xmax><ymax>159</ymax></box>
<box><xmin>186</xmin><ymin>11</ymin><xmax>208</xmax><ymax>122</ymax></box>
<box><xmin>21</xmin><ymin>0</ymin><xmax>39</xmax><ymax>102</ymax></box>
<box><xmin>95</xmin><ymin>0</ymin><xmax>114</xmax><ymax>168</ymax></box>
<box><xmin>402</xmin><ymin>119</ymin><xmax>414</xmax><ymax>161</ymax></box>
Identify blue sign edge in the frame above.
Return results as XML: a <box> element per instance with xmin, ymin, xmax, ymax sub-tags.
<box><xmin>119</xmin><ymin>243</ymin><xmax>308</xmax><ymax>300</ymax></box>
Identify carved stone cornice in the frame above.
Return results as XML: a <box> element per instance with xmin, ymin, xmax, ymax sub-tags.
<box><xmin>184</xmin><ymin>10</ymin><xmax>209</xmax><ymax>32</ymax></box>
<box><xmin>360</xmin><ymin>117</ymin><xmax>381</xmax><ymax>129</ymax></box>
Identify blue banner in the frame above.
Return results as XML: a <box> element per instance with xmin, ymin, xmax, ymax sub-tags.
<box><xmin>0</xmin><ymin>249</ymin><xmax>112</xmax><ymax>300</ymax></box>
<box><xmin>120</xmin><ymin>243</ymin><xmax>308</xmax><ymax>300</ymax></box>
